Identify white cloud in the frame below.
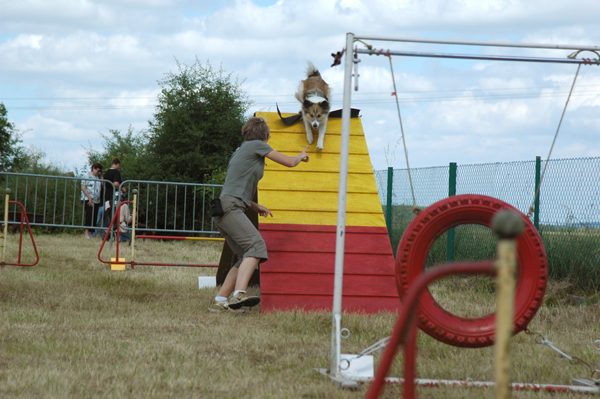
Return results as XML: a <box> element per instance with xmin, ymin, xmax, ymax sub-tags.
<box><xmin>1</xmin><ymin>0</ymin><xmax>599</xmax><ymax>172</ymax></box>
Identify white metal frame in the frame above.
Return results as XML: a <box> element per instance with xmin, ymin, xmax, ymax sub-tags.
<box><xmin>328</xmin><ymin>32</ymin><xmax>599</xmax><ymax>379</ymax></box>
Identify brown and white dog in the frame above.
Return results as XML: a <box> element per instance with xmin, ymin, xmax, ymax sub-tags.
<box><xmin>295</xmin><ymin>62</ymin><xmax>331</xmax><ymax>150</ymax></box>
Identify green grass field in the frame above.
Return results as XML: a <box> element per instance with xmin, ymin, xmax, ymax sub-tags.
<box><xmin>1</xmin><ymin>233</ymin><xmax>599</xmax><ymax>398</ymax></box>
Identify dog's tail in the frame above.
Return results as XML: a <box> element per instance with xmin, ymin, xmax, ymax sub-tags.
<box><xmin>306</xmin><ymin>61</ymin><xmax>321</xmax><ymax>78</ymax></box>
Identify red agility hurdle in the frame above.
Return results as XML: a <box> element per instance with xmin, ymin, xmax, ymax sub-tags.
<box><xmin>97</xmin><ymin>190</ymin><xmax>220</xmax><ymax>269</ymax></box>
<box><xmin>1</xmin><ymin>189</ymin><xmax>39</xmax><ymax>267</ymax></box>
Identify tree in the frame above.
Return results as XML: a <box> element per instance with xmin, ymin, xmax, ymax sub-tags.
<box><xmin>84</xmin><ymin>126</ymin><xmax>150</xmax><ymax>180</ymax></box>
<box><xmin>0</xmin><ymin>103</ymin><xmax>27</xmax><ymax>172</ymax></box>
<box><xmin>146</xmin><ymin>58</ymin><xmax>251</xmax><ymax>183</ymax></box>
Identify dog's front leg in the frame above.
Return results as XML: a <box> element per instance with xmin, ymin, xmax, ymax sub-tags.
<box><xmin>304</xmin><ymin>118</ymin><xmax>314</xmax><ymax>145</ymax></box>
<box><xmin>316</xmin><ymin>120</ymin><xmax>327</xmax><ymax>150</ymax></box>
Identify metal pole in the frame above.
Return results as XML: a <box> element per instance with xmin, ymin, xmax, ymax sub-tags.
<box><xmin>354</xmin><ymin>35</ymin><xmax>600</xmax><ymax>52</ymax></box>
<box><xmin>385</xmin><ymin>167</ymin><xmax>393</xmax><ymax>241</ymax></box>
<box><xmin>329</xmin><ymin>31</ymin><xmax>355</xmax><ymax>377</ymax></box>
<box><xmin>534</xmin><ymin>156</ymin><xmax>541</xmax><ymax>230</ymax></box>
<box><xmin>2</xmin><ymin>189</ymin><xmax>10</xmax><ymax>264</ymax></box>
<box><xmin>356</xmin><ymin>48</ymin><xmax>596</xmax><ymax>65</ymax></box>
<box><xmin>447</xmin><ymin>162</ymin><xmax>457</xmax><ymax>262</ymax></box>
<box><xmin>131</xmin><ymin>190</ymin><xmax>138</xmax><ymax>268</ymax></box>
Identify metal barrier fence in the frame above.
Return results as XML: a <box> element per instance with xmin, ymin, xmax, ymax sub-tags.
<box><xmin>1</xmin><ymin>172</ymin><xmax>116</xmax><ymax>231</ymax></box>
<box><xmin>375</xmin><ymin>156</ymin><xmax>600</xmax><ymax>290</ymax></box>
<box><xmin>120</xmin><ymin>180</ymin><xmax>222</xmax><ymax>235</ymax></box>
<box><xmin>0</xmin><ymin>172</ymin><xmax>223</xmax><ymax>236</ymax></box>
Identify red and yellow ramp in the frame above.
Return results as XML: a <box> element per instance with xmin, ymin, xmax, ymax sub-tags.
<box><xmin>257</xmin><ymin>111</ymin><xmax>399</xmax><ymax>314</ymax></box>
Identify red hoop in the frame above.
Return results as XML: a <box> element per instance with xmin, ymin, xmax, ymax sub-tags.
<box><xmin>396</xmin><ymin>195</ymin><xmax>547</xmax><ymax>348</ymax></box>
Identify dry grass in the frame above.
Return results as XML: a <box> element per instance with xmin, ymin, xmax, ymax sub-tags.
<box><xmin>1</xmin><ymin>233</ymin><xmax>599</xmax><ymax>398</ymax></box>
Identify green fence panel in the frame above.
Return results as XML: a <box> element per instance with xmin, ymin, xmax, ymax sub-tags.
<box><xmin>375</xmin><ymin>156</ymin><xmax>600</xmax><ymax>291</ymax></box>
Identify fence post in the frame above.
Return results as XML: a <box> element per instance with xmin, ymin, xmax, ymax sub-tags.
<box><xmin>534</xmin><ymin>156</ymin><xmax>541</xmax><ymax>230</ymax></box>
<box><xmin>386</xmin><ymin>167</ymin><xmax>393</xmax><ymax>241</ymax></box>
<box><xmin>447</xmin><ymin>163</ymin><xmax>457</xmax><ymax>262</ymax></box>
<box><xmin>2</xmin><ymin>189</ymin><xmax>10</xmax><ymax>264</ymax></box>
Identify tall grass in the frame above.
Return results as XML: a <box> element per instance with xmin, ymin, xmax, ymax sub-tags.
<box><xmin>384</xmin><ymin>205</ymin><xmax>600</xmax><ymax>292</ymax></box>
<box><xmin>0</xmin><ymin>233</ymin><xmax>599</xmax><ymax>398</ymax></box>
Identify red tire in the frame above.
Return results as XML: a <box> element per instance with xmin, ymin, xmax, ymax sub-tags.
<box><xmin>396</xmin><ymin>195</ymin><xmax>547</xmax><ymax>348</ymax></box>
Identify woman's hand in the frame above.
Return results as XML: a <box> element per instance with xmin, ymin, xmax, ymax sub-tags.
<box><xmin>299</xmin><ymin>146</ymin><xmax>310</xmax><ymax>163</ymax></box>
<box><xmin>252</xmin><ymin>202</ymin><xmax>273</xmax><ymax>218</ymax></box>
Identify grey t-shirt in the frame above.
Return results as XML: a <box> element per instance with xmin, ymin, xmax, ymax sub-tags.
<box><xmin>221</xmin><ymin>140</ymin><xmax>274</xmax><ymax>206</ymax></box>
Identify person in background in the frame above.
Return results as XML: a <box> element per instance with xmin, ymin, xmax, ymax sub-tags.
<box><xmin>92</xmin><ymin>169</ymin><xmax>104</xmax><ymax>237</ymax></box>
<box><xmin>118</xmin><ymin>192</ymin><xmax>135</xmax><ymax>243</ymax></box>
<box><xmin>80</xmin><ymin>162</ymin><xmax>103</xmax><ymax>239</ymax></box>
<box><xmin>102</xmin><ymin>158</ymin><xmax>122</xmax><ymax>236</ymax></box>
<box><xmin>209</xmin><ymin>116</ymin><xmax>309</xmax><ymax>313</ymax></box>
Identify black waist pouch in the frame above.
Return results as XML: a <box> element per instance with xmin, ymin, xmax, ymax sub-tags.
<box><xmin>210</xmin><ymin>198</ymin><xmax>224</xmax><ymax>217</ymax></box>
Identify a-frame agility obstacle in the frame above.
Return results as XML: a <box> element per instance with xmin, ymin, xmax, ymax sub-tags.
<box><xmin>255</xmin><ymin>111</ymin><xmax>399</xmax><ymax>314</ymax></box>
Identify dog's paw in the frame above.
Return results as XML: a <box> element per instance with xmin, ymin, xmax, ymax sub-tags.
<box><xmin>316</xmin><ymin>143</ymin><xmax>324</xmax><ymax>150</ymax></box>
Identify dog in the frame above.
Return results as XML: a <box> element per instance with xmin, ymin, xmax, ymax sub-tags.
<box><xmin>295</xmin><ymin>61</ymin><xmax>331</xmax><ymax>150</ymax></box>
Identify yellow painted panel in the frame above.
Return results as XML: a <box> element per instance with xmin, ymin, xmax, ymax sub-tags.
<box><xmin>261</xmin><ymin>210</ymin><xmax>387</xmax><ymax>227</ymax></box>
<box><xmin>260</xmin><ymin>191</ymin><xmax>383</xmax><ymax>213</ymax></box>
<box><xmin>257</xmin><ymin>111</ymin><xmax>387</xmax><ymax>228</ymax></box>
<box><xmin>259</xmin><ymin>171</ymin><xmax>379</xmax><ymax>194</ymax></box>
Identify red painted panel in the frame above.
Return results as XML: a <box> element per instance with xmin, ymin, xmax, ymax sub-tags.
<box><xmin>261</xmin><ymin>252</ymin><xmax>395</xmax><ymax>275</ymax></box>
<box><xmin>259</xmin><ymin>223</ymin><xmax>398</xmax><ymax>314</ymax></box>
<box><xmin>260</xmin><ymin>273</ymin><xmax>398</xmax><ymax>297</ymax></box>
<box><xmin>261</xmin><ymin>229</ymin><xmax>393</xmax><ymax>254</ymax></box>
<box><xmin>261</xmin><ymin>294</ymin><xmax>401</xmax><ymax>314</ymax></box>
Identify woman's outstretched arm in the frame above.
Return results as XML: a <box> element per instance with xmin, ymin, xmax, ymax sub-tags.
<box><xmin>265</xmin><ymin>146</ymin><xmax>310</xmax><ymax>167</ymax></box>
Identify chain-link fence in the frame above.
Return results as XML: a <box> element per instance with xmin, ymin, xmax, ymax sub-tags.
<box><xmin>375</xmin><ymin>156</ymin><xmax>600</xmax><ymax>291</ymax></box>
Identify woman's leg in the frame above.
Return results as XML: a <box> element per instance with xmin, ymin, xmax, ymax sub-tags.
<box><xmin>217</xmin><ymin>266</ymin><xmax>238</xmax><ymax>298</ymax></box>
<box><xmin>235</xmin><ymin>257</ymin><xmax>260</xmax><ymax>292</ymax></box>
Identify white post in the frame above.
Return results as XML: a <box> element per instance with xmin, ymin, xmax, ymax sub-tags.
<box><xmin>329</xmin><ymin>32</ymin><xmax>355</xmax><ymax>376</ymax></box>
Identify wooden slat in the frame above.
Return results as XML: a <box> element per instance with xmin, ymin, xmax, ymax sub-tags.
<box><xmin>261</xmin><ymin>294</ymin><xmax>401</xmax><ymax>314</ymax></box>
<box><xmin>259</xmin><ymin>210</ymin><xmax>387</xmax><ymax>227</ymax></box>
<box><xmin>259</xmin><ymin>273</ymin><xmax>399</xmax><ymax>297</ymax></box>
<box><xmin>261</xmin><ymin>252</ymin><xmax>396</xmax><ymax>276</ymax></box>
<box><xmin>259</xmin><ymin>171</ymin><xmax>380</xmax><ymax>194</ymax></box>
<box><xmin>259</xmin><ymin>191</ymin><xmax>383</xmax><ymax>213</ymax></box>
<box><xmin>265</xmin><ymin>153</ymin><xmax>375</xmax><ymax>174</ymax></box>
<box><xmin>260</xmin><ymin>223</ymin><xmax>390</xmax><ymax>234</ymax></box>
<box><xmin>261</xmin><ymin>228</ymin><xmax>393</xmax><ymax>254</ymax></box>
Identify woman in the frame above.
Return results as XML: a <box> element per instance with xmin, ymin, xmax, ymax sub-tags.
<box><xmin>80</xmin><ymin>162</ymin><xmax>103</xmax><ymax>239</ymax></box>
<box><xmin>209</xmin><ymin>116</ymin><xmax>309</xmax><ymax>313</ymax></box>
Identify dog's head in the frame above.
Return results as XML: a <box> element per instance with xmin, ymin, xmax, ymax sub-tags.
<box><xmin>302</xmin><ymin>99</ymin><xmax>330</xmax><ymax>130</ymax></box>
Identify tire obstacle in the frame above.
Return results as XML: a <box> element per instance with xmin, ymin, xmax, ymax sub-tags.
<box><xmin>367</xmin><ymin>196</ymin><xmax>549</xmax><ymax>399</ymax></box>
<box><xmin>1</xmin><ymin>188</ymin><xmax>39</xmax><ymax>267</ymax></box>
<box><xmin>396</xmin><ymin>195</ymin><xmax>547</xmax><ymax>348</ymax></box>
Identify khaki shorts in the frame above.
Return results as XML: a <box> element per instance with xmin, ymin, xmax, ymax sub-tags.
<box><xmin>213</xmin><ymin>195</ymin><xmax>268</xmax><ymax>268</ymax></box>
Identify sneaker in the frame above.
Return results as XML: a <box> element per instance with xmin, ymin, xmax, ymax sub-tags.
<box><xmin>208</xmin><ymin>299</ymin><xmax>244</xmax><ymax>313</ymax></box>
<box><xmin>228</xmin><ymin>292</ymin><xmax>261</xmax><ymax>309</ymax></box>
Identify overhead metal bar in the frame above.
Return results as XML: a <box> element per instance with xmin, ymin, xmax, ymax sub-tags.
<box><xmin>354</xmin><ymin>35</ymin><xmax>600</xmax><ymax>52</ymax></box>
<box><xmin>356</xmin><ymin>48</ymin><xmax>599</xmax><ymax>65</ymax></box>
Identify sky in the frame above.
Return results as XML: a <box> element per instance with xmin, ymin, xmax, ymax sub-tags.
<box><xmin>1</xmin><ymin>0</ymin><xmax>600</xmax><ymax>173</ymax></box>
